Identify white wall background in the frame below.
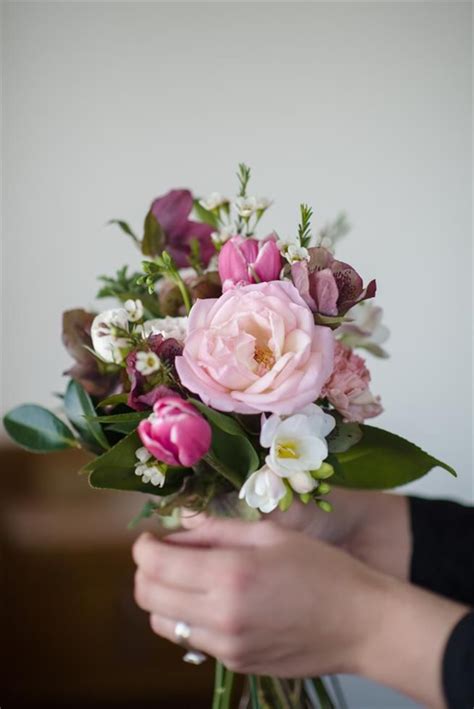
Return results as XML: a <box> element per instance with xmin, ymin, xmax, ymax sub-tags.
<box><xmin>1</xmin><ymin>2</ymin><xmax>472</xmax><ymax>706</ymax></box>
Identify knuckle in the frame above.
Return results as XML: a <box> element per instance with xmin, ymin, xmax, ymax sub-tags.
<box><xmin>225</xmin><ymin>554</ymin><xmax>257</xmax><ymax>593</ymax></box>
<box><xmin>216</xmin><ymin>599</ymin><xmax>245</xmax><ymax>636</ymax></box>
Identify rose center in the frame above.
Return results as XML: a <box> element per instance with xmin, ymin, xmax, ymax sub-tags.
<box><xmin>276</xmin><ymin>440</ymin><xmax>299</xmax><ymax>459</ymax></box>
<box><xmin>253</xmin><ymin>344</ymin><xmax>275</xmax><ymax>374</ymax></box>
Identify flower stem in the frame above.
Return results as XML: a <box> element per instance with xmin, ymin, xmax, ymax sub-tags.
<box><xmin>304</xmin><ymin>677</ymin><xmax>335</xmax><ymax>709</ymax></box>
<box><xmin>175</xmin><ymin>276</ymin><xmax>192</xmax><ymax>314</ymax></box>
<box><xmin>212</xmin><ymin>661</ymin><xmax>234</xmax><ymax>709</ymax></box>
<box><xmin>249</xmin><ymin>676</ymin><xmax>260</xmax><ymax>709</ymax></box>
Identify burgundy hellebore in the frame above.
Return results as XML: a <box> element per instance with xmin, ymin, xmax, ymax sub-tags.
<box><xmin>126</xmin><ymin>335</ymin><xmax>182</xmax><ymax>411</ymax></box>
<box><xmin>151</xmin><ymin>189</ymin><xmax>215</xmax><ymax>268</ymax></box>
<box><xmin>291</xmin><ymin>247</ymin><xmax>376</xmax><ymax>316</ymax></box>
<box><xmin>218</xmin><ymin>235</ymin><xmax>283</xmax><ymax>291</ymax></box>
<box><xmin>138</xmin><ymin>396</ymin><xmax>212</xmax><ymax>468</ymax></box>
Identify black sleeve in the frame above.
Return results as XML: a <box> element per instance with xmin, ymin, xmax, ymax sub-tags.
<box><xmin>442</xmin><ymin>611</ymin><xmax>474</xmax><ymax>709</ymax></box>
<box><xmin>409</xmin><ymin>496</ymin><xmax>474</xmax><ymax>605</ymax></box>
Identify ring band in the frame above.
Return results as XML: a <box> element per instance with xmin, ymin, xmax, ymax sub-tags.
<box><xmin>174</xmin><ymin>620</ymin><xmax>207</xmax><ymax>665</ymax></box>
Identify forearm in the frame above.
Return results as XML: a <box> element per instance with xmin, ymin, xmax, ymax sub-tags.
<box><xmin>354</xmin><ymin>574</ymin><xmax>469</xmax><ymax>709</ymax></box>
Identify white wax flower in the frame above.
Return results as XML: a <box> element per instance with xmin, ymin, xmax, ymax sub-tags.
<box><xmin>235</xmin><ymin>196</ymin><xmax>258</xmax><ymax>218</ymax></box>
<box><xmin>211</xmin><ymin>227</ymin><xmax>234</xmax><ymax>245</ymax></box>
<box><xmin>135</xmin><ymin>462</ymin><xmax>165</xmax><ymax>487</ymax></box>
<box><xmin>200</xmin><ymin>192</ymin><xmax>228</xmax><ymax>211</ymax></box>
<box><xmin>143</xmin><ymin>316</ymin><xmax>188</xmax><ymax>343</ymax></box>
<box><xmin>285</xmin><ymin>243</ymin><xmax>309</xmax><ymax>263</ymax></box>
<box><xmin>124</xmin><ymin>299</ymin><xmax>144</xmax><ymax>322</ymax></box>
<box><xmin>239</xmin><ymin>465</ymin><xmax>286</xmax><ymax>513</ymax></box>
<box><xmin>256</xmin><ymin>197</ymin><xmax>273</xmax><ymax>211</ymax></box>
<box><xmin>135</xmin><ymin>447</ymin><xmax>152</xmax><ymax>464</ymax></box>
<box><xmin>135</xmin><ymin>351</ymin><xmax>161</xmax><ymax>376</ymax></box>
<box><xmin>260</xmin><ymin>404</ymin><xmax>335</xmax><ymax>478</ymax></box>
<box><xmin>91</xmin><ymin>308</ymin><xmax>131</xmax><ymax>363</ymax></box>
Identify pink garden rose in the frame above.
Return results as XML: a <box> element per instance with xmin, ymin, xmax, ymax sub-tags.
<box><xmin>218</xmin><ymin>235</ymin><xmax>282</xmax><ymax>291</ymax></box>
<box><xmin>138</xmin><ymin>396</ymin><xmax>212</xmax><ymax>467</ymax></box>
<box><xmin>321</xmin><ymin>341</ymin><xmax>383</xmax><ymax>422</ymax></box>
<box><xmin>175</xmin><ymin>281</ymin><xmax>335</xmax><ymax>415</ymax></box>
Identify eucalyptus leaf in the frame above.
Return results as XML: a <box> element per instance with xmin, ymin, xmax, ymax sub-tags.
<box><xmin>64</xmin><ymin>380</ymin><xmax>110</xmax><ymax>451</ymax></box>
<box><xmin>3</xmin><ymin>404</ymin><xmax>78</xmax><ymax>452</ymax></box>
<box><xmin>331</xmin><ymin>425</ymin><xmax>456</xmax><ymax>489</ymax></box>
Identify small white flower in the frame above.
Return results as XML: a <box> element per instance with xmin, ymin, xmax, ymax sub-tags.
<box><xmin>256</xmin><ymin>197</ymin><xmax>273</xmax><ymax>211</ymax></box>
<box><xmin>285</xmin><ymin>243</ymin><xmax>309</xmax><ymax>263</ymax></box>
<box><xmin>287</xmin><ymin>470</ymin><xmax>318</xmax><ymax>494</ymax></box>
<box><xmin>135</xmin><ymin>455</ymin><xmax>166</xmax><ymax>487</ymax></box>
<box><xmin>91</xmin><ymin>308</ymin><xmax>131</xmax><ymax>363</ymax></box>
<box><xmin>211</xmin><ymin>226</ymin><xmax>234</xmax><ymax>246</ymax></box>
<box><xmin>135</xmin><ymin>446</ymin><xmax>152</xmax><ymax>464</ymax></box>
<box><xmin>235</xmin><ymin>196</ymin><xmax>258</xmax><ymax>218</ymax></box>
<box><xmin>143</xmin><ymin>316</ymin><xmax>188</xmax><ymax>343</ymax></box>
<box><xmin>135</xmin><ymin>351</ymin><xmax>161</xmax><ymax>376</ymax></box>
<box><xmin>199</xmin><ymin>192</ymin><xmax>228</xmax><ymax>211</ymax></box>
<box><xmin>124</xmin><ymin>299</ymin><xmax>144</xmax><ymax>322</ymax></box>
<box><xmin>239</xmin><ymin>465</ymin><xmax>286</xmax><ymax>513</ymax></box>
<box><xmin>320</xmin><ymin>236</ymin><xmax>333</xmax><ymax>250</ymax></box>
<box><xmin>260</xmin><ymin>404</ymin><xmax>335</xmax><ymax>478</ymax></box>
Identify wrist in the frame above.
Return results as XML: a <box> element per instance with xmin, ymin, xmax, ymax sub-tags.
<box><xmin>354</xmin><ymin>573</ymin><xmax>468</xmax><ymax>708</ymax></box>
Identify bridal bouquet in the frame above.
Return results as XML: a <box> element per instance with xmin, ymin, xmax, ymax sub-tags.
<box><xmin>4</xmin><ymin>165</ymin><xmax>455</xmax><ymax>709</ymax></box>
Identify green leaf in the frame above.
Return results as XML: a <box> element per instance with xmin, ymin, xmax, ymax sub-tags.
<box><xmin>190</xmin><ymin>399</ymin><xmax>247</xmax><ymax>437</ymax></box>
<box><xmin>108</xmin><ymin>219</ymin><xmax>140</xmax><ymax>245</ymax></box>
<box><xmin>91</xmin><ymin>412</ymin><xmax>149</xmax><ymax>424</ymax></box>
<box><xmin>327</xmin><ymin>419</ymin><xmax>362</xmax><ymax>453</ymax></box>
<box><xmin>64</xmin><ymin>380</ymin><xmax>110</xmax><ymax>451</ymax></box>
<box><xmin>3</xmin><ymin>404</ymin><xmax>78</xmax><ymax>453</ymax></box>
<box><xmin>331</xmin><ymin>425</ymin><xmax>456</xmax><ymax>489</ymax></box>
<box><xmin>193</xmin><ymin>199</ymin><xmax>219</xmax><ymax>229</ymax></box>
<box><xmin>86</xmin><ymin>431</ymin><xmax>190</xmax><ymax>495</ymax></box>
<box><xmin>142</xmin><ymin>210</ymin><xmax>165</xmax><ymax>257</ymax></box>
<box><xmin>98</xmin><ymin>393</ymin><xmax>129</xmax><ymax>408</ymax></box>
<box><xmin>314</xmin><ymin>313</ymin><xmax>346</xmax><ymax>328</ymax></box>
<box><xmin>209</xmin><ymin>425</ymin><xmax>260</xmax><ymax>482</ymax></box>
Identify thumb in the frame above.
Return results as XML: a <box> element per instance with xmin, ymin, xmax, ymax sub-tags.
<box><xmin>166</xmin><ymin>516</ymin><xmax>280</xmax><ymax>549</ymax></box>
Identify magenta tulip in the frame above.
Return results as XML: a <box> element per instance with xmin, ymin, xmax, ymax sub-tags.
<box><xmin>138</xmin><ymin>396</ymin><xmax>212</xmax><ymax>467</ymax></box>
<box><xmin>218</xmin><ymin>235</ymin><xmax>283</xmax><ymax>291</ymax></box>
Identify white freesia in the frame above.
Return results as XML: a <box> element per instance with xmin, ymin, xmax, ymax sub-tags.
<box><xmin>124</xmin><ymin>298</ymin><xmax>144</xmax><ymax>322</ymax></box>
<box><xmin>200</xmin><ymin>192</ymin><xmax>228</xmax><ymax>211</ymax></box>
<box><xmin>135</xmin><ymin>351</ymin><xmax>161</xmax><ymax>376</ymax></box>
<box><xmin>260</xmin><ymin>404</ymin><xmax>335</xmax><ymax>478</ymax></box>
<box><xmin>91</xmin><ymin>308</ymin><xmax>131</xmax><ymax>363</ymax></box>
<box><xmin>337</xmin><ymin>302</ymin><xmax>390</xmax><ymax>358</ymax></box>
<box><xmin>287</xmin><ymin>470</ymin><xmax>319</xmax><ymax>494</ymax></box>
<box><xmin>239</xmin><ymin>465</ymin><xmax>287</xmax><ymax>513</ymax></box>
<box><xmin>143</xmin><ymin>316</ymin><xmax>188</xmax><ymax>343</ymax></box>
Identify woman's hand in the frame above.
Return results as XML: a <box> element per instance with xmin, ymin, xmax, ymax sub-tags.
<box><xmin>133</xmin><ymin>518</ymin><xmax>381</xmax><ymax>678</ymax></box>
<box><xmin>133</xmin><ymin>518</ymin><xmax>467</xmax><ymax>709</ymax></box>
<box><xmin>182</xmin><ymin>487</ymin><xmax>411</xmax><ymax>581</ymax></box>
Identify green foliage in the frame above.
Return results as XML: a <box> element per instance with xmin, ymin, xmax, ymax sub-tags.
<box><xmin>127</xmin><ymin>499</ymin><xmax>160</xmax><ymax>529</ymax></box>
<box><xmin>298</xmin><ymin>203</ymin><xmax>313</xmax><ymax>248</ymax></box>
<box><xmin>64</xmin><ymin>380</ymin><xmax>110</xmax><ymax>451</ymax></box>
<box><xmin>84</xmin><ymin>431</ymin><xmax>191</xmax><ymax>495</ymax></box>
<box><xmin>107</xmin><ymin>219</ymin><xmax>140</xmax><ymax>246</ymax></box>
<box><xmin>97</xmin><ymin>265</ymin><xmax>161</xmax><ymax>317</ymax></box>
<box><xmin>318</xmin><ymin>212</ymin><xmax>350</xmax><ymax>247</ymax></box>
<box><xmin>142</xmin><ymin>209</ymin><xmax>165</xmax><ymax>257</ymax></box>
<box><xmin>331</xmin><ymin>425</ymin><xmax>456</xmax><ymax>489</ymax></box>
<box><xmin>190</xmin><ymin>399</ymin><xmax>247</xmax><ymax>437</ymax></box>
<box><xmin>327</xmin><ymin>417</ymin><xmax>362</xmax><ymax>453</ymax></box>
<box><xmin>3</xmin><ymin>404</ymin><xmax>78</xmax><ymax>452</ymax></box>
<box><xmin>237</xmin><ymin>163</ymin><xmax>252</xmax><ymax>198</ymax></box>
<box><xmin>193</xmin><ymin>199</ymin><xmax>219</xmax><ymax>229</ymax></box>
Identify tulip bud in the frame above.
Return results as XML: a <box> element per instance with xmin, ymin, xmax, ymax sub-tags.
<box><xmin>218</xmin><ymin>235</ymin><xmax>282</xmax><ymax>291</ymax></box>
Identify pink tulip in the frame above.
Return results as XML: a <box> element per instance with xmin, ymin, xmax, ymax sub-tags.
<box><xmin>138</xmin><ymin>396</ymin><xmax>212</xmax><ymax>467</ymax></box>
<box><xmin>218</xmin><ymin>235</ymin><xmax>282</xmax><ymax>291</ymax></box>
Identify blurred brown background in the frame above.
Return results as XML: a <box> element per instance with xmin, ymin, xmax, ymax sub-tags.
<box><xmin>0</xmin><ymin>445</ymin><xmax>216</xmax><ymax>707</ymax></box>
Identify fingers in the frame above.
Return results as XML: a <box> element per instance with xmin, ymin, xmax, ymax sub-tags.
<box><xmin>180</xmin><ymin>508</ymin><xmax>209</xmax><ymax>530</ymax></box>
<box><xmin>149</xmin><ymin>614</ymin><xmax>234</xmax><ymax>661</ymax></box>
<box><xmin>166</xmin><ymin>517</ymin><xmax>282</xmax><ymax>550</ymax></box>
<box><xmin>133</xmin><ymin>532</ymin><xmax>222</xmax><ymax>592</ymax></box>
<box><xmin>134</xmin><ymin>569</ymin><xmax>216</xmax><ymax>626</ymax></box>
